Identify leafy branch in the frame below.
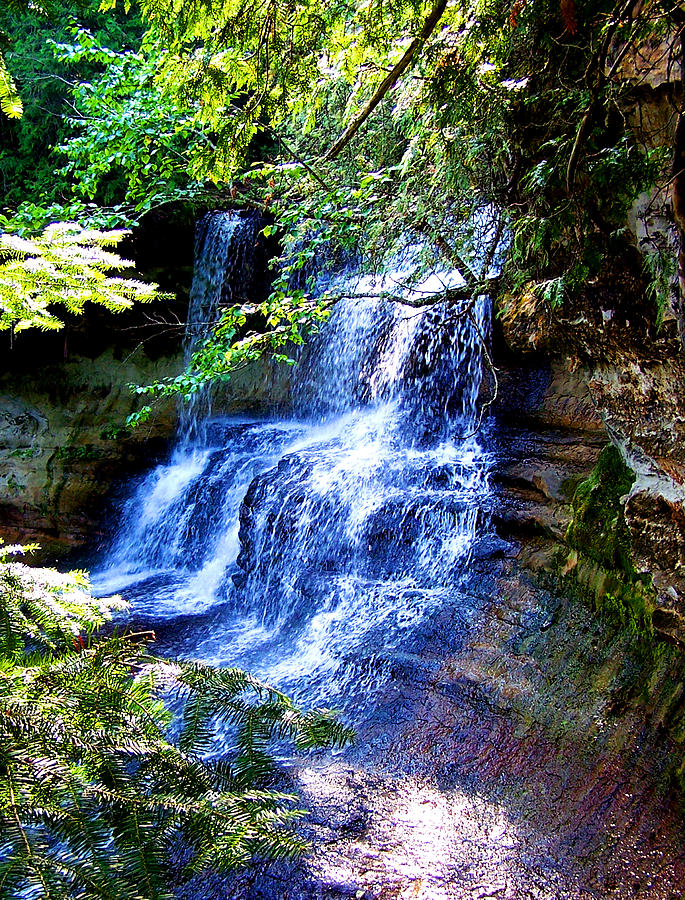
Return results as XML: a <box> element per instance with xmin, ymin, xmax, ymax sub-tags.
<box><xmin>0</xmin><ymin>222</ymin><xmax>169</xmax><ymax>333</ymax></box>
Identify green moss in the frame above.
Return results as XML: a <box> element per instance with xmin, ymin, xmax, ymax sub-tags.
<box><xmin>564</xmin><ymin>445</ymin><xmax>658</xmax><ymax>648</ymax></box>
<box><xmin>55</xmin><ymin>444</ymin><xmax>104</xmax><ymax>462</ymax></box>
<box><xmin>5</xmin><ymin>473</ymin><xmax>26</xmax><ymax>494</ymax></box>
<box><xmin>8</xmin><ymin>447</ymin><xmax>42</xmax><ymax>460</ymax></box>
<box><xmin>566</xmin><ymin>445</ymin><xmax>636</xmax><ymax>574</ymax></box>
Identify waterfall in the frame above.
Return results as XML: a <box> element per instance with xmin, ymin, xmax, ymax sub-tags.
<box><xmin>181</xmin><ymin>211</ymin><xmax>265</xmax><ymax>443</ymax></box>
<box><xmin>93</xmin><ymin>223</ymin><xmax>492</xmax><ymax>716</ymax></box>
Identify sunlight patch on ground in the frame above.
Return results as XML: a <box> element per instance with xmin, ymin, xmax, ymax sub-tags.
<box><xmin>295</xmin><ymin>764</ymin><xmax>578</xmax><ymax>900</ymax></box>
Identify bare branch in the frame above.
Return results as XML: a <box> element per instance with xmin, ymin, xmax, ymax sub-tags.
<box><xmin>462</xmin><ymin>307</ymin><xmax>498</xmax><ymax>439</ymax></box>
<box><xmin>567</xmin><ymin>0</ymin><xmax>644</xmax><ymax>193</ymax></box>
<box><xmin>321</xmin><ymin>276</ymin><xmax>500</xmax><ymax>310</ymax></box>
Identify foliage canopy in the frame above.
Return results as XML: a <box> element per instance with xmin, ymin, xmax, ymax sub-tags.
<box><xmin>0</xmin><ymin>0</ymin><xmax>143</xmax><ymax>212</ymax></box>
<box><xmin>4</xmin><ymin>2</ymin><xmax>678</xmax><ymax>313</ymax></box>
<box><xmin>89</xmin><ymin>0</ymin><xmax>680</xmax><ymax>408</ymax></box>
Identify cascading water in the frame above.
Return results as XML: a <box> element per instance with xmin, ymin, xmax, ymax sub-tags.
<box><xmin>181</xmin><ymin>211</ymin><xmax>265</xmax><ymax>442</ymax></box>
<box><xmin>93</xmin><ymin>216</ymin><xmax>492</xmax><ymax>722</ymax></box>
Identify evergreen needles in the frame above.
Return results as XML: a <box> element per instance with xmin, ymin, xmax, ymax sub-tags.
<box><xmin>0</xmin><ymin>543</ymin><xmax>353</xmax><ymax>899</ymax></box>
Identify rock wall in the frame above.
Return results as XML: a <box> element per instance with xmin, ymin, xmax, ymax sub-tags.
<box><xmin>0</xmin><ymin>347</ymin><xmax>181</xmax><ymax>557</ymax></box>
<box><xmin>493</xmin><ymin>294</ymin><xmax>685</xmax><ymax>646</ymax></box>
<box><xmin>491</xmin><ymin>41</ymin><xmax>685</xmax><ymax>653</ymax></box>
<box><xmin>0</xmin><ymin>342</ymin><xmax>293</xmax><ymax>558</ymax></box>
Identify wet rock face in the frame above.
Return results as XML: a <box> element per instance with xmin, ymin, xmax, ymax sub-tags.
<box><xmin>588</xmin><ymin>360</ymin><xmax>685</xmax><ymax>474</ymax></box>
<box><xmin>0</xmin><ymin>350</ymin><xmax>292</xmax><ymax>558</ymax></box>
<box><xmin>578</xmin><ymin>354</ymin><xmax>685</xmax><ymax>635</ymax></box>
<box><xmin>625</xmin><ymin>489</ymin><xmax>685</xmax><ymax>646</ymax></box>
<box><xmin>0</xmin><ymin>399</ymin><xmax>49</xmax><ymax>448</ymax></box>
<box><xmin>488</xmin><ymin>354</ymin><xmax>685</xmax><ymax>655</ymax></box>
<box><xmin>491</xmin><ymin>56</ymin><xmax>685</xmax><ymax>623</ymax></box>
<box><xmin>555</xmin><ymin>352</ymin><xmax>685</xmax><ymax>637</ymax></box>
<box><xmin>489</xmin><ymin>357</ymin><xmax>605</xmax><ymax>548</ymax></box>
<box><xmin>494</xmin><ymin>245</ymin><xmax>685</xmax><ymax>641</ymax></box>
<box><xmin>493</xmin><ymin>359</ymin><xmax>603</xmax><ymax>432</ymax></box>
<box><xmin>0</xmin><ymin>349</ymin><xmax>181</xmax><ymax>557</ymax></box>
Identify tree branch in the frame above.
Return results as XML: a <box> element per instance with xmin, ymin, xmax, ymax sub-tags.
<box><xmin>460</xmin><ymin>307</ymin><xmax>498</xmax><ymax>439</ymax></box>
<box><xmin>321</xmin><ymin>277</ymin><xmax>499</xmax><ymax>310</ymax></box>
<box><xmin>322</xmin><ymin>0</ymin><xmax>448</xmax><ymax>161</ymax></box>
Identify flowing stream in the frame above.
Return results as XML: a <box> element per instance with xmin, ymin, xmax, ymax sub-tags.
<box><xmin>93</xmin><ymin>212</ymin><xmax>491</xmax><ymax>726</ymax></box>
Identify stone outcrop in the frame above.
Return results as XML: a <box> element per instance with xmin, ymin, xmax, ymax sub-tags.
<box><xmin>489</xmin><ymin>336</ymin><xmax>685</xmax><ymax>652</ymax></box>
<box><xmin>0</xmin><ymin>347</ymin><xmax>181</xmax><ymax>556</ymax></box>
<box><xmin>492</xmin><ymin>31</ymin><xmax>685</xmax><ymax>644</ymax></box>
<box><xmin>488</xmin><ymin>25</ymin><xmax>685</xmax><ymax>656</ymax></box>
<box><xmin>491</xmin><ymin>333</ymin><xmax>685</xmax><ymax>649</ymax></box>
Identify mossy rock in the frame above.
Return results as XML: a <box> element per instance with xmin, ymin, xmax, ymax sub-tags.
<box><xmin>566</xmin><ymin>445</ymin><xmax>636</xmax><ymax>575</ymax></box>
<box><xmin>563</xmin><ymin>445</ymin><xmax>661</xmax><ymax>647</ymax></box>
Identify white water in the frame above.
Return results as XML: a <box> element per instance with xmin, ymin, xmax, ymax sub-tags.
<box><xmin>93</xmin><ymin>213</ymin><xmax>492</xmax><ymax>716</ymax></box>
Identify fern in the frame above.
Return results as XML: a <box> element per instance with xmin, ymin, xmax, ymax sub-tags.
<box><xmin>0</xmin><ymin>53</ymin><xmax>21</xmax><ymax>118</ymax></box>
